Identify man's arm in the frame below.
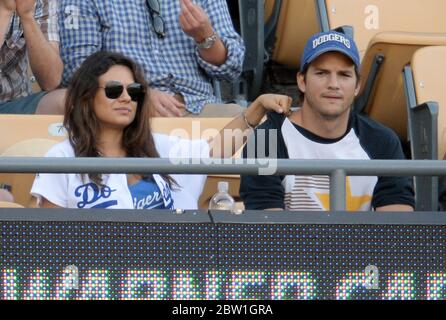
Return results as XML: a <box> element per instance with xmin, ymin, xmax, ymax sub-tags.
<box><xmin>240</xmin><ymin>163</ymin><xmax>286</xmax><ymax>211</ymax></box>
<box><xmin>239</xmin><ymin>118</ymin><xmax>288</xmax><ymax>210</ymax></box>
<box><xmin>179</xmin><ymin>0</ymin><xmax>244</xmax><ymax>80</ymax></box>
<box><xmin>0</xmin><ymin>0</ymin><xmax>16</xmax><ymax>47</ymax></box>
<box><xmin>41</xmin><ymin>197</ymin><xmax>62</xmax><ymax>208</ymax></box>
<box><xmin>149</xmin><ymin>89</ymin><xmax>186</xmax><ymax>117</ymax></box>
<box><xmin>209</xmin><ymin>94</ymin><xmax>291</xmax><ymax>158</ymax></box>
<box><xmin>0</xmin><ymin>12</ymin><xmax>12</xmax><ymax>48</ymax></box>
<box><xmin>179</xmin><ymin>0</ymin><xmax>227</xmax><ymax>66</ymax></box>
<box><xmin>372</xmin><ymin>173</ymin><xmax>415</xmax><ymax>212</ymax></box>
<box><xmin>376</xmin><ymin>204</ymin><xmax>414</xmax><ymax>212</ymax></box>
<box><xmin>0</xmin><ymin>0</ymin><xmax>15</xmax><ymax>48</ymax></box>
<box><xmin>17</xmin><ymin>0</ymin><xmax>62</xmax><ymax>90</ymax></box>
<box><xmin>371</xmin><ymin>129</ymin><xmax>415</xmax><ymax>211</ymax></box>
<box><xmin>58</xmin><ymin>0</ymin><xmax>102</xmax><ymax>85</ymax></box>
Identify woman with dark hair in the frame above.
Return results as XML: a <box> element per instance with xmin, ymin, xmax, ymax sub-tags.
<box><xmin>31</xmin><ymin>51</ymin><xmax>291</xmax><ymax>209</ymax></box>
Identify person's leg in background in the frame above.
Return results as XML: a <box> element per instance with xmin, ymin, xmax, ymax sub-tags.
<box><xmin>0</xmin><ymin>88</ymin><xmax>66</xmax><ymax>115</ymax></box>
<box><xmin>187</xmin><ymin>103</ymin><xmax>245</xmax><ymax>117</ymax></box>
<box><xmin>35</xmin><ymin>88</ymin><xmax>66</xmax><ymax>114</ymax></box>
<box><xmin>172</xmin><ymin>93</ymin><xmax>245</xmax><ymax>118</ymax></box>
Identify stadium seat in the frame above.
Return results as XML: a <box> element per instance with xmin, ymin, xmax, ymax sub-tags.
<box><xmin>405</xmin><ymin>46</ymin><xmax>446</xmax><ymax>160</ymax></box>
<box><xmin>150</xmin><ymin>117</ymin><xmax>233</xmax><ymax>136</ymax></box>
<box><xmin>0</xmin><ymin>115</ymin><xmax>65</xmax><ymax>207</ymax></box>
<box><xmin>403</xmin><ymin>46</ymin><xmax>446</xmax><ymax>210</ymax></box>
<box><xmin>265</xmin><ymin>0</ymin><xmax>320</xmax><ymax>69</ymax></box>
<box><xmin>0</xmin><ymin>115</ymin><xmax>65</xmax><ymax>154</ymax></box>
<box><xmin>317</xmin><ymin>0</ymin><xmax>446</xmax><ymax>56</ymax></box>
<box><xmin>0</xmin><ymin>201</ymin><xmax>25</xmax><ymax>208</ymax></box>
<box><xmin>0</xmin><ymin>138</ymin><xmax>58</xmax><ymax>207</ymax></box>
<box><xmin>359</xmin><ymin>32</ymin><xmax>446</xmax><ymax>140</ymax></box>
<box><xmin>264</xmin><ymin>0</ymin><xmax>274</xmax><ymax>21</ymax></box>
<box><xmin>233</xmin><ymin>0</ymin><xmax>265</xmax><ymax>103</ymax></box>
<box><xmin>237</xmin><ymin>0</ymin><xmax>320</xmax><ymax>102</ymax></box>
<box><xmin>2</xmin><ymin>138</ymin><xmax>59</xmax><ymax>158</ymax></box>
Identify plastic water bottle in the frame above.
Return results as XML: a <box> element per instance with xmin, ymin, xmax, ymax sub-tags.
<box><xmin>209</xmin><ymin>181</ymin><xmax>235</xmax><ymax>211</ymax></box>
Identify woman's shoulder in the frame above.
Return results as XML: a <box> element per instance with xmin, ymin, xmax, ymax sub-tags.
<box><xmin>45</xmin><ymin>139</ymin><xmax>75</xmax><ymax>157</ymax></box>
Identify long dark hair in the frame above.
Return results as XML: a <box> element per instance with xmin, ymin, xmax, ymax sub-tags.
<box><xmin>64</xmin><ymin>51</ymin><xmax>176</xmax><ymax>187</ymax></box>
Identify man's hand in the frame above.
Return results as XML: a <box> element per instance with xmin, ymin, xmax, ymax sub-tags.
<box><xmin>0</xmin><ymin>0</ymin><xmax>16</xmax><ymax>49</ymax></box>
<box><xmin>0</xmin><ymin>0</ymin><xmax>16</xmax><ymax>13</ymax></box>
<box><xmin>15</xmin><ymin>0</ymin><xmax>36</xmax><ymax>20</ymax></box>
<box><xmin>179</xmin><ymin>0</ymin><xmax>214</xmax><ymax>43</ymax></box>
<box><xmin>149</xmin><ymin>89</ymin><xmax>187</xmax><ymax>117</ymax></box>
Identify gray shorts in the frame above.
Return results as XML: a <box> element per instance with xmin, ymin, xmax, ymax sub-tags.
<box><xmin>0</xmin><ymin>92</ymin><xmax>47</xmax><ymax>114</ymax></box>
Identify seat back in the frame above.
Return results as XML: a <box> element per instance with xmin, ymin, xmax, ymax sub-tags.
<box><xmin>320</xmin><ymin>0</ymin><xmax>446</xmax><ymax>58</ymax></box>
<box><xmin>0</xmin><ymin>115</ymin><xmax>65</xmax><ymax>154</ymax></box>
<box><xmin>0</xmin><ymin>201</ymin><xmax>25</xmax><ymax>208</ymax></box>
<box><xmin>269</xmin><ymin>0</ymin><xmax>320</xmax><ymax>68</ymax></box>
<box><xmin>360</xmin><ymin>33</ymin><xmax>446</xmax><ymax>139</ymax></box>
<box><xmin>264</xmin><ymin>0</ymin><xmax>275</xmax><ymax>21</ymax></box>
<box><xmin>0</xmin><ymin>138</ymin><xmax>58</xmax><ymax>207</ymax></box>
<box><xmin>0</xmin><ymin>115</ymin><xmax>65</xmax><ymax>207</ymax></box>
<box><xmin>410</xmin><ymin>46</ymin><xmax>446</xmax><ymax>159</ymax></box>
<box><xmin>401</xmin><ymin>46</ymin><xmax>446</xmax><ymax>211</ymax></box>
<box><xmin>150</xmin><ymin>117</ymin><xmax>233</xmax><ymax>136</ymax></box>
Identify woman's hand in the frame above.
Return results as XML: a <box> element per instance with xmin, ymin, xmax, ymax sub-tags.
<box><xmin>244</xmin><ymin>94</ymin><xmax>292</xmax><ymax>129</ymax></box>
<box><xmin>209</xmin><ymin>94</ymin><xmax>292</xmax><ymax>158</ymax></box>
<box><xmin>255</xmin><ymin>94</ymin><xmax>292</xmax><ymax>115</ymax></box>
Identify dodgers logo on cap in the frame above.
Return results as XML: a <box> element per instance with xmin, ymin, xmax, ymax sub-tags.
<box><xmin>300</xmin><ymin>31</ymin><xmax>360</xmax><ymax>71</ymax></box>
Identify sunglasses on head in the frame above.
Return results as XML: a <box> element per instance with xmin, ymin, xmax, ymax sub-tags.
<box><xmin>146</xmin><ymin>0</ymin><xmax>165</xmax><ymax>38</ymax></box>
<box><xmin>99</xmin><ymin>81</ymin><xmax>145</xmax><ymax>102</ymax></box>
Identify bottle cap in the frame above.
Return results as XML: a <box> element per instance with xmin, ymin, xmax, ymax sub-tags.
<box><xmin>217</xmin><ymin>181</ymin><xmax>229</xmax><ymax>192</ymax></box>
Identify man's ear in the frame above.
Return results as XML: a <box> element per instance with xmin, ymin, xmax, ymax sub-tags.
<box><xmin>354</xmin><ymin>83</ymin><xmax>360</xmax><ymax>96</ymax></box>
<box><xmin>354</xmin><ymin>75</ymin><xmax>361</xmax><ymax>96</ymax></box>
<box><xmin>297</xmin><ymin>72</ymin><xmax>306</xmax><ymax>94</ymax></box>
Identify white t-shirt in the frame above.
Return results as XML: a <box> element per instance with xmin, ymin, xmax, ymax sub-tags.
<box><xmin>281</xmin><ymin>118</ymin><xmax>377</xmax><ymax>211</ymax></box>
<box><xmin>31</xmin><ymin>133</ymin><xmax>210</xmax><ymax>209</ymax></box>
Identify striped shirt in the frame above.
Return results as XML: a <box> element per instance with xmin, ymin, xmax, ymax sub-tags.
<box><xmin>59</xmin><ymin>0</ymin><xmax>245</xmax><ymax>114</ymax></box>
<box><xmin>0</xmin><ymin>0</ymin><xmax>59</xmax><ymax>102</ymax></box>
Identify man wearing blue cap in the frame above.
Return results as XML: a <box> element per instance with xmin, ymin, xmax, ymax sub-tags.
<box><xmin>240</xmin><ymin>31</ymin><xmax>414</xmax><ymax>212</ymax></box>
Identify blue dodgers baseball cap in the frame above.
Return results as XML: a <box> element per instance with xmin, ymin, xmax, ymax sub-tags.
<box><xmin>300</xmin><ymin>31</ymin><xmax>360</xmax><ymax>71</ymax></box>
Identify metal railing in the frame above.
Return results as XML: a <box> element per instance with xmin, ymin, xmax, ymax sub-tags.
<box><xmin>1</xmin><ymin>157</ymin><xmax>446</xmax><ymax>211</ymax></box>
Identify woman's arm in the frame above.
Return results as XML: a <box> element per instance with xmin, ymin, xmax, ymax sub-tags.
<box><xmin>209</xmin><ymin>94</ymin><xmax>291</xmax><ymax>158</ymax></box>
<box><xmin>40</xmin><ymin>197</ymin><xmax>63</xmax><ymax>209</ymax></box>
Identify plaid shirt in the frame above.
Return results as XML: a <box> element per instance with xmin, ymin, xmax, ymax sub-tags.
<box><xmin>59</xmin><ymin>0</ymin><xmax>245</xmax><ymax>114</ymax></box>
<box><xmin>0</xmin><ymin>0</ymin><xmax>59</xmax><ymax>102</ymax></box>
